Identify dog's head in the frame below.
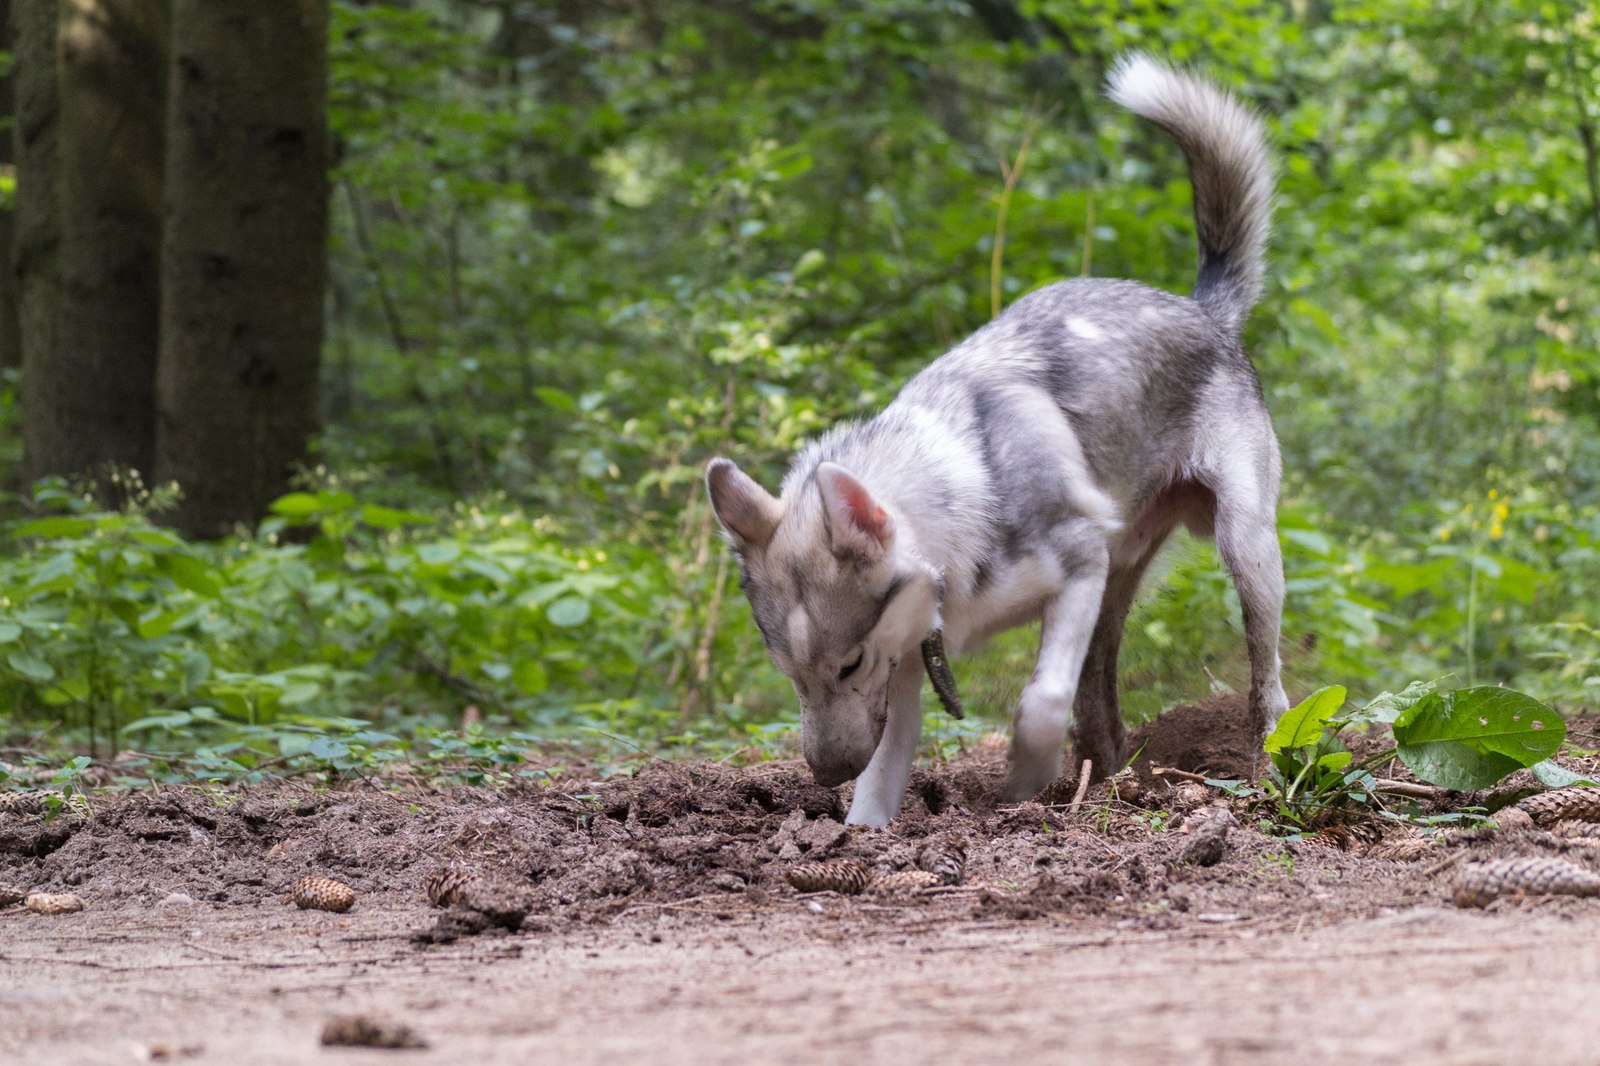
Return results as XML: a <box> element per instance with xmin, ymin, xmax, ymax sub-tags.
<box><xmin>706</xmin><ymin>457</ymin><xmax>937</xmax><ymax>786</ymax></box>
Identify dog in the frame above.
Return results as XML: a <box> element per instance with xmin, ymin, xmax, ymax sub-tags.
<box><xmin>705</xmin><ymin>54</ymin><xmax>1290</xmax><ymax>827</ymax></box>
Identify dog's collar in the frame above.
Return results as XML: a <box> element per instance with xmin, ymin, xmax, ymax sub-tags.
<box><xmin>913</xmin><ymin>561</ymin><xmax>962</xmax><ymax>718</ymax></box>
<box><xmin>920</xmin><ymin>631</ymin><xmax>963</xmax><ymax>719</ymax></box>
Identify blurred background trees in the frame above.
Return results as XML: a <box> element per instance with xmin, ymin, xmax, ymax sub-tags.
<box><xmin>1</xmin><ymin>0</ymin><xmax>1598</xmax><ymax>764</ymax></box>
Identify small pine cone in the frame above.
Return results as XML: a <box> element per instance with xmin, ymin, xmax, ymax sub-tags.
<box><xmin>291</xmin><ymin>875</ymin><xmax>357</xmax><ymax>913</ymax></box>
<box><xmin>915</xmin><ymin>838</ymin><xmax>967</xmax><ymax>885</ymax></box>
<box><xmin>24</xmin><ymin>891</ymin><xmax>85</xmax><ymax>915</ymax></box>
<box><xmin>423</xmin><ymin>865</ymin><xmax>480</xmax><ymax>908</ymax></box>
<box><xmin>786</xmin><ymin>859</ymin><xmax>872</xmax><ymax>895</ymax></box>
<box><xmin>868</xmin><ymin>870</ymin><xmax>942</xmax><ymax>896</ymax></box>
<box><xmin>1515</xmin><ymin>787</ymin><xmax>1600</xmax><ymax>827</ymax></box>
<box><xmin>1554</xmin><ymin>821</ymin><xmax>1600</xmax><ymax>840</ymax></box>
<box><xmin>0</xmin><ymin>791</ymin><xmax>50</xmax><ymax>817</ymax></box>
<box><xmin>1453</xmin><ymin>857</ymin><xmax>1600</xmax><ymax>908</ymax></box>
<box><xmin>1365</xmin><ymin>835</ymin><xmax>1435</xmax><ymax>862</ymax></box>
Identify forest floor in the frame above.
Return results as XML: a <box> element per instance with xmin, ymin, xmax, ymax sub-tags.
<box><xmin>5</xmin><ymin>697</ymin><xmax>1600</xmax><ymax>1065</ymax></box>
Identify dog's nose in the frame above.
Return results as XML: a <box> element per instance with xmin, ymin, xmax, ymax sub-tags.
<box><xmin>806</xmin><ymin>753</ymin><xmax>865</xmax><ymax>788</ymax></box>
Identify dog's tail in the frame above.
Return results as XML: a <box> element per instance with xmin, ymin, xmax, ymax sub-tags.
<box><xmin>1108</xmin><ymin>54</ymin><xmax>1274</xmax><ymax>338</ymax></box>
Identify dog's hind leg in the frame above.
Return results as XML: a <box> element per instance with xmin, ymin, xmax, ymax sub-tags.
<box><xmin>1003</xmin><ymin>542</ymin><xmax>1109</xmax><ymax>802</ymax></box>
<box><xmin>1210</xmin><ymin>467</ymin><xmax>1290</xmax><ymax>773</ymax></box>
<box><xmin>1071</xmin><ymin>542</ymin><xmax>1167</xmax><ymax>781</ymax></box>
<box><xmin>845</xmin><ymin>656</ymin><xmax>925</xmax><ymax>827</ymax></box>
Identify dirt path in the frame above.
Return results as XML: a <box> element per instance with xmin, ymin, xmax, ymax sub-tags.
<box><xmin>7</xmin><ymin>702</ymin><xmax>1600</xmax><ymax>1063</ymax></box>
<box><xmin>5</xmin><ymin>901</ymin><xmax>1597</xmax><ymax>1064</ymax></box>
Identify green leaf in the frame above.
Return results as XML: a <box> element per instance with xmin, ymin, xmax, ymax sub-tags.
<box><xmin>6</xmin><ymin>650</ymin><xmax>56</xmax><ymax>682</ymax></box>
<box><xmin>0</xmin><ymin>623</ymin><xmax>20</xmax><ymax>644</ymax></box>
<box><xmin>269</xmin><ymin>492</ymin><xmax>325</xmax><ymax>516</ymax></box>
<box><xmin>1351</xmin><ymin>679</ymin><xmax>1441</xmax><ymax>725</ymax></box>
<box><xmin>1395</xmin><ymin>688</ymin><xmax>1564</xmax><ymax>790</ymax></box>
<box><xmin>360</xmin><ymin>504</ymin><xmax>432</xmax><ymax>529</ymax></box>
<box><xmin>546</xmin><ymin>595</ymin><xmax>591</xmax><ymax>627</ymax></box>
<box><xmin>11</xmin><ymin>516</ymin><xmax>96</xmax><ymax>539</ymax></box>
<box><xmin>513</xmin><ymin>658</ymin><xmax>548</xmax><ymax>694</ymax></box>
<box><xmin>1264</xmin><ymin>686</ymin><xmax>1347</xmax><ymax>753</ymax></box>
<box><xmin>156</xmin><ymin>553</ymin><xmax>225</xmax><ymax>597</ymax></box>
<box><xmin>1530</xmin><ymin>760</ymin><xmax>1599</xmax><ymax>789</ymax></box>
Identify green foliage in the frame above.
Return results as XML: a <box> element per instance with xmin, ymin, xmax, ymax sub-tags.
<box><xmin>8</xmin><ymin>1</ymin><xmax>1600</xmax><ymax>774</ymax></box>
<box><xmin>1248</xmin><ymin>680</ymin><xmax>1566</xmax><ymax>830</ymax></box>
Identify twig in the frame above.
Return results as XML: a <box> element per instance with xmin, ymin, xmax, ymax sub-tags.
<box><xmin>1066</xmin><ymin>759</ymin><xmax>1093</xmax><ymax>817</ymax></box>
<box><xmin>988</xmin><ymin>101</ymin><xmax>1060</xmax><ymax>318</ymax></box>
<box><xmin>1372</xmin><ymin>779</ymin><xmax>1448</xmax><ymax>801</ymax></box>
<box><xmin>1150</xmin><ymin>766</ymin><xmax>1210</xmax><ymax>784</ymax></box>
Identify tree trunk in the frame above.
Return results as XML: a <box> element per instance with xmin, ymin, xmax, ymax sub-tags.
<box><xmin>0</xmin><ymin>0</ymin><xmax>22</xmax><ymax>374</ymax></box>
<box><xmin>17</xmin><ymin>0</ymin><xmax>166</xmax><ymax>488</ymax></box>
<box><xmin>12</xmin><ymin>0</ymin><xmax>62</xmax><ymax>476</ymax></box>
<box><xmin>155</xmin><ymin>0</ymin><xmax>330</xmax><ymax>537</ymax></box>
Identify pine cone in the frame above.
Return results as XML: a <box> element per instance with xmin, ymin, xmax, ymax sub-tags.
<box><xmin>915</xmin><ymin>838</ymin><xmax>967</xmax><ymax>885</ymax></box>
<box><xmin>1514</xmin><ymin>787</ymin><xmax>1600</xmax><ymax>827</ymax></box>
<box><xmin>786</xmin><ymin>859</ymin><xmax>872</xmax><ymax>895</ymax></box>
<box><xmin>24</xmin><ymin>891</ymin><xmax>85</xmax><ymax>915</ymax></box>
<box><xmin>1452</xmin><ymin>857</ymin><xmax>1600</xmax><ymax>908</ymax></box>
<box><xmin>1365</xmin><ymin>835</ymin><xmax>1434</xmax><ymax>862</ymax></box>
<box><xmin>291</xmin><ymin>875</ymin><xmax>357</xmax><ymax>913</ymax></box>
<box><xmin>423</xmin><ymin>864</ymin><xmax>480</xmax><ymax>908</ymax></box>
<box><xmin>0</xmin><ymin>792</ymin><xmax>47</xmax><ymax>816</ymax></box>
<box><xmin>868</xmin><ymin>870</ymin><xmax>942</xmax><ymax>895</ymax></box>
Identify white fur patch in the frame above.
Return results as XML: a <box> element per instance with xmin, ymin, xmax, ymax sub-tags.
<box><xmin>786</xmin><ymin>606</ymin><xmax>811</xmax><ymax>666</ymax></box>
<box><xmin>1065</xmin><ymin>316</ymin><xmax>1105</xmax><ymax>341</ymax></box>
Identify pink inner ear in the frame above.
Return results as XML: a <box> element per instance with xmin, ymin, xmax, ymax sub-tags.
<box><xmin>838</xmin><ymin>475</ymin><xmax>891</xmax><ymax>544</ymax></box>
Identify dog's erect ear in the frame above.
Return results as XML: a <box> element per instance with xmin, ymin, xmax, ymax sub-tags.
<box><xmin>706</xmin><ymin>458</ymin><xmax>781</xmax><ymax>551</ymax></box>
<box><xmin>815</xmin><ymin>462</ymin><xmax>894</xmax><ymax>562</ymax></box>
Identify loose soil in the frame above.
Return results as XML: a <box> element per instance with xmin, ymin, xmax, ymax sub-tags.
<box><xmin>6</xmin><ymin>696</ymin><xmax>1600</xmax><ymax>1064</ymax></box>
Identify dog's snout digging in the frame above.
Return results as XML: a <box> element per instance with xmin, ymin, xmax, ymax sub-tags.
<box><xmin>707</xmin><ymin>54</ymin><xmax>1290</xmax><ymax>827</ymax></box>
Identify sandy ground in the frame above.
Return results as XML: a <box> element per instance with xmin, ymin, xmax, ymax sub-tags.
<box><xmin>6</xmin><ymin>698</ymin><xmax>1600</xmax><ymax>1064</ymax></box>
<box><xmin>6</xmin><ymin>900</ymin><xmax>1598</xmax><ymax>1065</ymax></box>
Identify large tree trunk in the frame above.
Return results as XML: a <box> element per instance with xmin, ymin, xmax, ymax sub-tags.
<box><xmin>16</xmin><ymin>0</ymin><xmax>166</xmax><ymax>488</ymax></box>
<box><xmin>0</xmin><ymin>0</ymin><xmax>21</xmax><ymax>375</ymax></box>
<box><xmin>155</xmin><ymin>0</ymin><xmax>330</xmax><ymax>537</ymax></box>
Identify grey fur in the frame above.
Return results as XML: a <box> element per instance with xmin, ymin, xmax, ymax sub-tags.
<box><xmin>706</xmin><ymin>54</ymin><xmax>1289</xmax><ymax>826</ymax></box>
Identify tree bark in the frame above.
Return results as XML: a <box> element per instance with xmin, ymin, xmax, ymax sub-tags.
<box><xmin>17</xmin><ymin>0</ymin><xmax>166</xmax><ymax>488</ymax></box>
<box><xmin>0</xmin><ymin>0</ymin><xmax>21</xmax><ymax>374</ymax></box>
<box><xmin>155</xmin><ymin>0</ymin><xmax>330</xmax><ymax>537</ymax></box>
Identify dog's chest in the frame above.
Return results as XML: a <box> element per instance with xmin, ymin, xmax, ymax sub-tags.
<box><xmin>943</xmin><ymin>554</ymin><xmax>1063</xmax><ymax>653</ymax></box>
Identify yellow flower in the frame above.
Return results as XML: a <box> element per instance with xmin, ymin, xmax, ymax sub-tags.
<box><xmin>1489</xmin><ymin>522</ymin><xmax>1504</xmax><ymax>540</ymax></box>
<box><xmin>1437</xmin><ymin>526</ymin><xmax>1452</xmax><ymax>542</ymax></box>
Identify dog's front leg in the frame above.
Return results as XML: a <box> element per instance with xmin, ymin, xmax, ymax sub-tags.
<box><xmin>1004</xmin><ymin>550</ymin><xmax>1109</xmax><ymax>802</ymax></box>
<box><xmin>844</xmin><ymin>657</ymin><xmax>924</xmax><ymax>827</ymax></box>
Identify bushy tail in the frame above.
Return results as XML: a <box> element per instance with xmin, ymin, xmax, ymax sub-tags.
<box><xmin>1108</xmin><ymin>54</ymin><xmax>1274</xmax><ymax>337</ymax></box>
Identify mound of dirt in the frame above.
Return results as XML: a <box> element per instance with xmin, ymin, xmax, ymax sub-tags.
<box><xmin>1127</xmin><ymin>694</ymin><xmax>1260</xmax><ymax>781</ymax></box>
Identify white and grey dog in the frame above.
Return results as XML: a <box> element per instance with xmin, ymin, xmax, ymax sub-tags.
<box><xmin>706</xmin><ymin>54</ymin><xmax>1290</xmax><ymax>827</ymax></box>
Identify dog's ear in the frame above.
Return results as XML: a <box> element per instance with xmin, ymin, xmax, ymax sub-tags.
<box><xmin>706</xmin><ymin>458</ymin><xmax>782</xmax><ymax>551</ymax></box>
<box><xmin>815</xmin><ymin>462</ymin><xmax>894</xmax><ymax>563</ymax></box>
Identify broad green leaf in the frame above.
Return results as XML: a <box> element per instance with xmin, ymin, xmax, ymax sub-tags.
<box><xmin>11</xmin><ymin>516</ymin><xmax>96</xmax><ymax>539</ymax></box>
<box><xmin>156</xmin><ymin>553</ymin><xmax>225</xmax><ymax>597</ymax></box>
<box><xmin>1264</xmin><ymin>686</ymin><xmax>1346</xmax><ymax>753</ymax></box>
<box><xmin>1531</xmin><ymin>761</ymin><xmax>1599</xmax><ymax>789</ymax></box>
<box><xmin>546</xmin><ymin>595</ymin><xmax>591</xmax><ymax>628</ymax></box>
<box><xmin>1350</xmin><ymin>679</ymin><xmax>1441</xmax><ymax>725</ymax></box>
<box><xmin>513</xmin><ymin>658</ymin><xmax>548</xmax><ymax>694</ymax></box>
<box><xmin>269</xmin><ymin>492</ymin><xmax>325</xmax><ymax>516</ymax></box>
<box><xmin>360</xmin><ymin>504</ymin><xmax>431</xmax><ymax>529</ymax></box>
<box><xmin>1395</xmin><ymin>688</ymin><xmax>1564</xmax><ymax>790</ymax></box>
<box><xmin>0</xmin><ymin>623</ymin><xmax>20</xmax><ymax>644</ymax></box>
<box><xmin>7</xmin><ymin>650</ymin><xmax>55</xmax><ymax>682</ymax></box>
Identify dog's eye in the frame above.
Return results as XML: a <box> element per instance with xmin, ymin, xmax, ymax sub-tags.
<box><xmin>838</xmin><ymin>651</ymin><xmax>863</xmax><ymax>682</ymax></box>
